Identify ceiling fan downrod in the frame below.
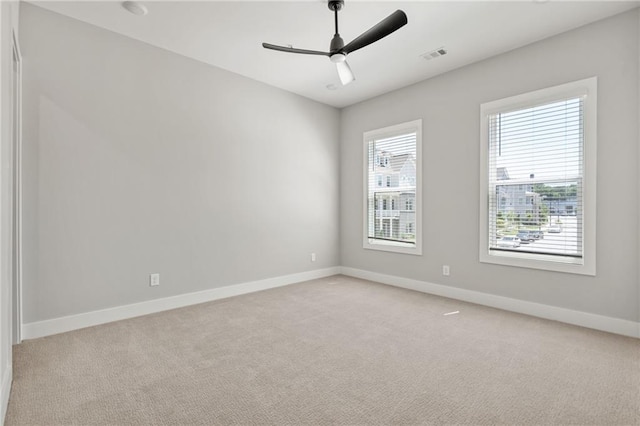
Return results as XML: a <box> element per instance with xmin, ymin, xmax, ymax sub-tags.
<box><xmin>328</xmin><ymin>0</ymin><xmax>345</xmax><ymax>53</ymax></box>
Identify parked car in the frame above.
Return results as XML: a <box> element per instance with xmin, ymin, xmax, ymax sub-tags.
<box><xmin>529</xmin><ymin>230</ymin><xmax>543</xmax><ymax>239</ymax></box>
<box><xmin>516</xmin><ymin>230</ymin><xmax>533</xmax><ymax>243</ymax></box>
<box><xmin>497</xmin><ymin>236</ymin><xmax>521</xmax><ymax>248</ymax></box>
<box><xmin>548</xmin><ymin>224</ymin><xmax>562</xmax><ymax>233</ymax></box>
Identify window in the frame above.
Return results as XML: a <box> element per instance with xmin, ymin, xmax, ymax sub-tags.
<box><xmin>364</xmin><ymin>119</ymin><xmax>422</xmax><ymax>255</ymax></box>
<box><xmin>479</xmin><ymin>78</ymin><xmax>596</xmax><ymax>275</ymax></box>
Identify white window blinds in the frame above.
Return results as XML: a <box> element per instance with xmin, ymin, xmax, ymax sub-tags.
<box><xmin>488</xmin><ymin>97</ymin><xmax>584</xmax><ymax>258</ymax></box>
<box><xmin>366</xmin><ymin>129</ymin><xmax>417</xmax><ymax>247</ymax></box>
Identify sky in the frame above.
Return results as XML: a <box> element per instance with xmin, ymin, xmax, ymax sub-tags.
<box><xmin>490</xmin><ymin>97</ymin><xmax>582</xmax><ymax>184</ymax></box>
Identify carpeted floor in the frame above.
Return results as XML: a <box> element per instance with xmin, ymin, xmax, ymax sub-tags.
<box><xmin>6</xmin><ymin>275</ymin><xmax>640</xmax><ymax>425</ymax></box>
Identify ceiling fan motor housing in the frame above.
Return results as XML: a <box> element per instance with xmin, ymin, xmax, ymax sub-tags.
<box><xmin>330</xmin><ymin>35</ymin><xmax>345</xmax><ymax>53</ymax></box>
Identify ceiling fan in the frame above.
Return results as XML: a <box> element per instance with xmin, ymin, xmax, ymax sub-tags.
<box><xmin>262</xmin><ymin>0</ymin><xmax>408</xmax><ymax>86</ymax></box>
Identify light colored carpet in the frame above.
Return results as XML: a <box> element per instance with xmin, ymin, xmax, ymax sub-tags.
<box><xmin>6</xmin><ymin>275</ymin><xmax>640</xmax><ymax>425</ymax></box>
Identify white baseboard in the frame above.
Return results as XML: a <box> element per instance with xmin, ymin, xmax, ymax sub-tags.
<box><xmin>340</xmin><ymin>267</ymin><xmax>640</xmax><ymax>339</ymax></box>
<box><xmin>1</xmin><ymin>364</ymin><xmax>12</xmax><ymax>426</ymax></box>
<box><xmin>20</xmin><ymin>266</ymin><xmax>639</xmax><ymax>340</ymax></box>
<box><xmin>22</xmin><ymin>267</ymin><xmax>341</xmax><ymax>340</ymax></box>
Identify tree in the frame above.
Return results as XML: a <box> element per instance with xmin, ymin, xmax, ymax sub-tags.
<box><xmin>533</xmin><ymin>183</ymin><xmax>577</xmax><ymax>201</ymax></box>
<box><xmin>539</xmin><ymin>203</ymin><xmax>549</xmax><ymax>224</ymax></box>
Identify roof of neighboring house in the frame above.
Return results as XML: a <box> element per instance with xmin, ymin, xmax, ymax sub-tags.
<box><xmin>375</xmin><ymin>151</ymin><xmax>415</xmax><ymax>174</ymax></box>
<box><xmin>390</xmin><ymin>154</ymin><xmax>412</xmax><ymax>172</ymax></box>
<box><xmin>497</xmin><ymin>167</ymin><xmax>510</xmax><ymax>180</ymax></box>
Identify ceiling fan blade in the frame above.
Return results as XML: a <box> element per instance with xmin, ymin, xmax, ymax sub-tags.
<box><xmin>342</xmin><ymin>10</ymin><xmax>407</xmax><ymax>55</ymax></box>
<box><xmin>336</xmin><ymin>60</ymin><xmax>355</xmax><ymax>85</ymax></box>
<box><xmin>262</xmin><ymin>43</ymin><xmax>330</xmax><ymax>56</ymax></box>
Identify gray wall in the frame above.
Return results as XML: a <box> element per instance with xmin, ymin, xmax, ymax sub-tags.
<box><xmin>20</xmin><ymin>3</ymin><xmax>340</xmax><ymax>323</ymax></box>
<box><xmin>340</xmin><ymin>10</ymin><xmax>639</xmax><ymax>322</ymax></box>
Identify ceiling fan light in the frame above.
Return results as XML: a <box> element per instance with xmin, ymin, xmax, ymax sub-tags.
<box><xmin>330</xmin><ymin>53</ymin><xmax>347</xmax><ymax>63</ymax></box>
<box><xmin>336</xmin><ymin>61</ymin><xmax>355</xmax><ymax>85</ymax></box>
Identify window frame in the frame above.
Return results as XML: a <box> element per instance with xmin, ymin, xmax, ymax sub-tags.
<box><xmin>363</xmin><ymin>119</ymin><xmax>422</xmax><ymax>255</ymax></box>
<box><xmin>479</xmin><ymin>77</ymin><xmax>597</xmax><ymax>275</ymax></box>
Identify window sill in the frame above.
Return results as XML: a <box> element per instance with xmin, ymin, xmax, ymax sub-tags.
<box><xmin>364</xmin><ymin>238</ymin><xmax>422</xmax><ymax>256</ymax></box>
<box><xmin>480</xmin><ymin>249</ymin><xmax>595</xmax><ymax>276</ymax></box>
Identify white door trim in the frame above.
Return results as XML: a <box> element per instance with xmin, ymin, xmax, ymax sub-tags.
<box><xmin>11</xmin><ymin>28</ymin><xmax>22</xmax><ymax>345</ymax></box>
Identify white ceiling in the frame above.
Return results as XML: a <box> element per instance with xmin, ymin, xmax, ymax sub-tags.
<box><xmin>31</xmin><ymin>1</ymin><xmax>639</xmax><ymax>108</ymax></box>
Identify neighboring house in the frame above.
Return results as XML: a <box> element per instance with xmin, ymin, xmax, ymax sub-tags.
<box><xmin>548</xmin><ymin>197</ymin><xmax>578</xmax><ymax>216</ymax></box>
<box><xmin>373</xmin><ymin>151</ymin><xmax>416</xmax><ymax>240</ymax></box>
<box><xmin>496</xmin><ymin>167</ymin><xmax>542</xmax><ymax>224</ymax></box>
<box><xmin>495</xmin><ymin>167</ymin><xmax>579</xmax><ymax>225</ymax></box>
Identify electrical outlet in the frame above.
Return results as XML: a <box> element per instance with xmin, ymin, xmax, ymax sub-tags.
<box><xmin>442</xmin><ymin>265</ymin><xmax>450</xmax><ymax>276</ymax></box>
<box><xmin>311</xmin><ymin>253</ymin><xmax>317</xmax><ymax>262</ymax></box>
<box><xmin>149</xmin><ymin>273</ymin><xmax>160</xmax><ymax>287</ymax></box>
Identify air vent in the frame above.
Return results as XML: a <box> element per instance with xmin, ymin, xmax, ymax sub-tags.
<box><xmin>420</xmin><ymin>47</ymin><xmax>447</xmax><ymax>61</ymax></box>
